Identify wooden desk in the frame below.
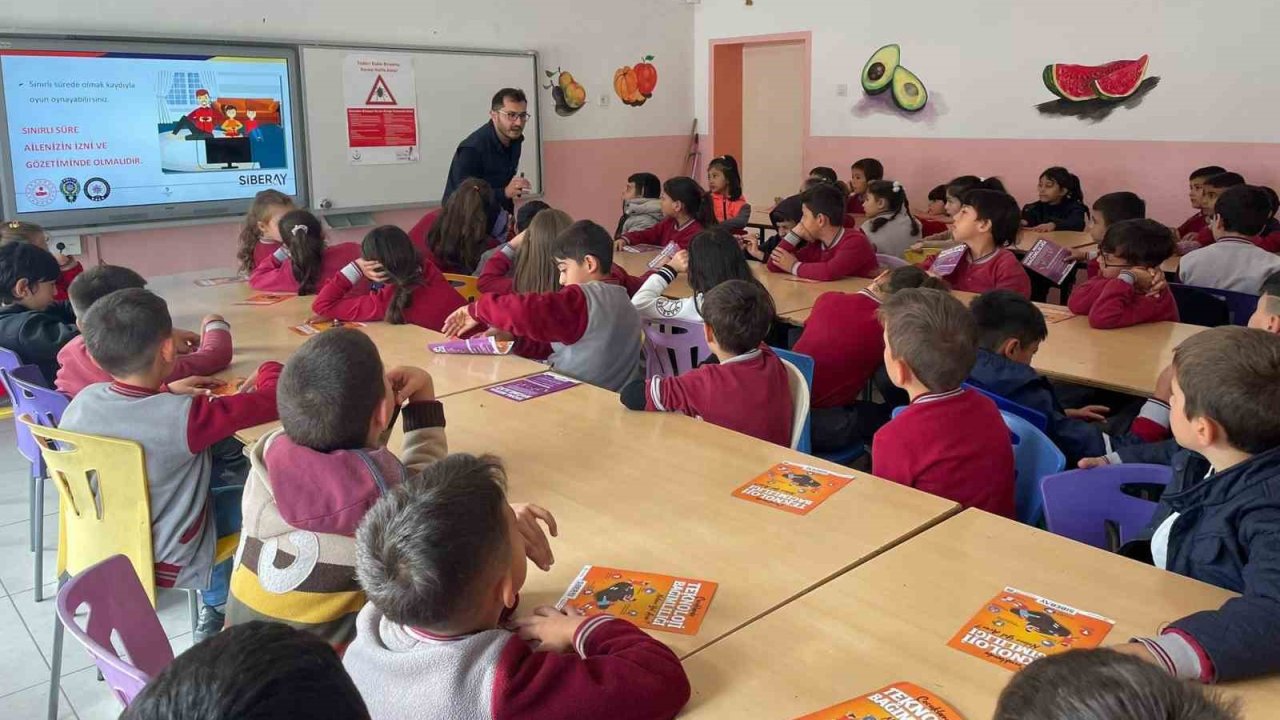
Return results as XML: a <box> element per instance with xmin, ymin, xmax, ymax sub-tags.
<box><xmin>147</xmin><ymin>270</ymin><xmax>547</xmax><ymax>443</ymax></box>
<box><xmin>614</xmin><ymin>251</ymin><xmax>872</xmax><ymax>316</ymax></box>
<box><xmin>439</xmin><ymin>381</ymin><xmax>960</xmax><ymax>658</ymax></box>
<box><xmin>680</xmin><ymin>509</ymin><xmax>1280</xmax><ymax>719</ymax></box>
<box><xmin>1016</xmin><ymin>229</ymin><xmax>1094</xmax><ymax>252</ymax></box>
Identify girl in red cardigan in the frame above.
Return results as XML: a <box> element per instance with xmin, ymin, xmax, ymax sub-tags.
<box><xmin>234</xmin><ymin>189</ymin><xmax>295</xmax><ymax>276</ymax></box>
<box><xmin>923</xmin><ymin>189</ymin><xmax>1031</xmax><ymax>298</ymax></box>
<box><xmin>249</xmin><ymin>210</ymin><xmax>362</xmax><ymax>295</ymax></box>
<box><xmin>312</xmin><ymin>226</ymin><xmax>465</xmax><ymax>333</ymax></box>
<box><xmin>616</xmin><ymin>176</ymin><xmax>715</xmax><ymax>250</ymax></box>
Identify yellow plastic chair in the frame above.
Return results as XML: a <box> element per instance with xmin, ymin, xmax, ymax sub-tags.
<box><xmin>904</xmin><ymin>247</ymin><xmax>942</xmax><ymax>265</ymax></box>
<box><xmin>445</xmin><ymin>273</ymin><xmax>481</xmax><ymax>302</ymax></box>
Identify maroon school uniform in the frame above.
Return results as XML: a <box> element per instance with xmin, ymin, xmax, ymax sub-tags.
<box><xmin>872</xmin><ymin>387</ymin><xmax>1016</xmax><ymax>517</ymax></box>
<box><xmin>311</xmin><ymin>259</ymin><xmax>467</xmax><ymax>333</ymax></box>
<box><xmin>621</xmin><ymin>217</ymin><xmax>703</xmax><ymax>251</ymax></box>
<box><xmin>645</xmin><ymin>346</ymin><xmax>793</xmax><ymax>446</ymax></box>
<box><xmin>793</xmin><ymin>289</ymin><xmax>883</xmax><ymax>408</ymax></box>
<box><xmin>767</xmin><ymin>228</ymin><xmax>878</xmax><ymax>281</ymax></box>
<box><xmin>1178</xmin><ymin>212</ymin><xmax>1208</xmax><ymax>237</ymax></box>
<box><xmin>1193</xmin><ymin>226</ymin><xmax>1216</xmax><ymax>249</ymax></box>
<box><xmin>1067</xmin><ymin>274</ymin><xmax>1179</xmax><ymax>329</ymax></box>
<box><xmin>846</xmin><ymin>194</ymin><xmax>865</xmax><ymax>215</ymax></box>
<box><xmin>922</xmin><ymin>247</ymin><xmax>1031</xmax><ymax>298</ymax></box>
<box><xmin>476</xmin><ymin>247</ymin><xmax>644</xmax><ymax>297</ymax></box>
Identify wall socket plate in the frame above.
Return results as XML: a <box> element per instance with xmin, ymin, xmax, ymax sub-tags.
<box><xmin>836</xmin><ymin>83</ymin><xmax>849</xmax><ymax>97</ymax></box>
<box><xmin>47</xmin><ymin>233</ymin><xmax>83</xmax><ymax>256</ymax></box>
<box><xmin>599</xmin><ymin>94</ymin><xmax>610</xmax><ymax>108</ymax></box>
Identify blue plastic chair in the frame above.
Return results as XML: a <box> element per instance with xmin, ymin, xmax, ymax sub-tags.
<box><xmin>1169</xmin><ymin>283</ymin><xmax>1231</xmax><ymax>327</ymax></box>
<box><xmin>964</xmin><ymin>382</ymin><xmax>1049</xmax><ymax>433</ymax></box>
<box><xmin>1041</xmin><ymin>464</ymin><xmax>1172</xmax><ymax>551</ymax></box>
<box><xmin>772</xmin><ymin>347</ymin><xmax>865</xmax><ymax>464</ymax></box>
<box><xmin>1170</xmin><ymin>283</ymin><xmax>1259</xmax><ymax>327</ymax></box>
<box><xmin>1002</xmin><ymin>411</ymin><xmax>1066</xmax><ymax>526</ymax></box>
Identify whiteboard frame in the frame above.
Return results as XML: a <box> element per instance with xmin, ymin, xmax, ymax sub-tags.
<box><xmin>297</xmin><ymin>41</ymin><xmax>544</xmax><ymax>216</ymax></box>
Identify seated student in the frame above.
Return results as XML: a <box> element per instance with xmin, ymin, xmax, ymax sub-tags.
<box><xmin>478</xmin><ymin>208</ymin><xmax>574</xmax><ymax>295</ymax></box>
<box><xmin>1178</xmin><ymin>165</ymin><xmax>1227</xmax><ymax>241</ymax></box>
<box><xmin>343</xmin><ymin>454</ymin><xmax>690</xmax><ymax>720</ymax></box>
<box><xmin>235</xmin><ymin>189</ymin><xmax>296</xmax><ymax>277</ymax></box>
<box><xmin>122</xmin><ymin>621</ymin><xmax>371</xmax><ymax>720</ymax></box>
<box><xmin>861</xmin><ymin>180</ymin><xmax>921</xmax><ymax>258</ymax></box>
<box><xmin>632</xmin><ymin>227</ymin><xmax>756</xmax><ymax>322</ymax></box>
<box><xmin>2</xmin><ymin>220</ymin><xmax>82</xmax><ymax>301</ymax></box>
<box><xmin>0</xmin><ymin>242</ymin><xmax>78</xmax><ymax>384</ymax></box>
<box><xmin>616</xmin><ymin>176</ymin><xmax>715</xmax><ymax>251</ymax></box>
<box><xmin>749</xmin><ymin>182</ymin><xmax>878</xmax><ymax>281</ymax></box>
<box><xmin>1248</xmin><ymin>270</ymin><xmax>1280</xmax><ymax>333</ymax></box>
<box><xmin>872</xmin><ymin>288</ymin><xmax>1015</xmax><ymax>516</ymax></box>
<box><xmin>808</xmin><ymin>166</ymin><xmax>839</xmax><ymax>186</ymax></box>
<box><xmin>616</xmin><ymin>172</ymin><xmax>663</xmax><ymax>238</ymax></box>
<box><xmin>1021</xmin><ymin>166</ymin><xmax>1087</xmax><ymax>232</ymax></box>
<box><xmin>708</xmin><ymin>155</ymin><xmax>751</xmax><ymax>233</ymax></box>
<box><xmin>847</xmin><ymin>158</ymin><xmax>883</xmax><ymax>215</ymax></box>
<box><xmin>1186</xmin><ymin>172</ymin><xmax>1247</xmax><ymax>251</ymax></box>
<box><xmin>1257</xmin><ymin>186</ymin><xmax>1280</xmax><ymax>253</ymax></box>
<box><xmin>620</xmin><ymin>279</ymin><xmax>792</xmax><ymax>445</ymax></box>
<box><xmin>969</xmin><ymin>290</ymin><xmax>1173</xmax><ymax>465</ymax></box>
<box><xmin>993</xmin><ymin>648</ymin><xmax>1240</xmax><ymax>720</ymax></box>
<box><xmin>311</xmin><ymin>226</ymin><xmax>466</xmax><ymax>333</ymax></box>
<box><xmin>1181</xmin><ymin>185</ymin><xmax>1280</xmax><ymax>294</ymax></box>
<box><xmin>476</xmin><ymin>200</ymin><xmax>549</xmax><ymax>273</ymax></box>
<box><xmin>443</xmin><ymin>221</ymin><xmax>642</xmax><ymax>391</ymax></box>
<box><xmin>796</xmin><ymin>266</ymin><xmax>947</xmax><ymax>453</ymax></box>
<box><xmin>56</xmin><ymin>265</ymin><xmax>232</xmax><ymax>396</ymax></box>
<box><xmin>1078</xmin><ymin>328</ymin><xmax>1280</xmax><ymax>683</ymax></box>
<box><xmin>60</xmin><ymin>288</ymin><xmax>282</xmax><ymax>640</ymax></box>
<box><xmin>411</xmin><ymin>177</ymin><xmax>510</xmax><ymax>274</ymax></box>
<box><xmin>924</xmin><ymin>184</ymin><xmax>948</xmax><ymax>219</ymax></box>
<box><xmin>922</xmin><ymin>188</ymin><xmax>1032</xmax><ymax>298</ymax></box>
<box><xmin>914</xmin><ymin>175</ymin><xmax>1008</xmax><ymax>250</ymax></box>
<box><xmin>1068</xmin><ymin>219</ymin><xmax>1179</xmax><ymax>329</ymax></box>
<box><xmin>250</xmin><ymin>210</ymin><xmax>362</xmax><ymax>295</ymax></box>
<box><xmin>1071</xmin><ymin>191</ymin><xmax>1148</xmax><ymax>275</ymax></box>
<box><xmin>226</xmin><ymin>330</ymin><xmax>451</xmax><ymax>651</ymax></box>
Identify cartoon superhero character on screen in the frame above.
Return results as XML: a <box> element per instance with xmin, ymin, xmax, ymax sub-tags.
<box><xmin>593</xmin><ymin>582</ymin><xmax>636</xmax><ymax>610</ymax></box>
<box><xmin>171</xmin><ymin>89</ymin><xmax>222</xmax><ymax>138</ymax></box>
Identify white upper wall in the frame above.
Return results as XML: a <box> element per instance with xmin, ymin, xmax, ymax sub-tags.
<box><xmin>694</xmin><ymin>0</ymin><xmax>1280</xmax><ymax>143</ymax></box>
<box><xmin>3</xmin><ymin>0</ymin><xmax>694</xmax><ymax>142</ymax></box>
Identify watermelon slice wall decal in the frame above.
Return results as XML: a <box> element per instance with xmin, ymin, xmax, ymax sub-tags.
<box><xmin>1036</xmin><ymin>55</ymin><xmax>1160</xmax><ymax>122</ymax></box>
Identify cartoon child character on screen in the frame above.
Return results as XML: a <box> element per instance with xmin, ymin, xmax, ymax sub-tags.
<box><xmin>170</xmin><ymin>88</ymin><xmax>222</xmax><ymax>137</ymax></box>
<box><xmin>220</xmin><ymin>105</ymin><xmax>244</xmax><ymax>137</ymax></box>
<box><xmin>242</xmin><ymin>109</ymin><xmax>261</xmax><ymax>139</ymax></box>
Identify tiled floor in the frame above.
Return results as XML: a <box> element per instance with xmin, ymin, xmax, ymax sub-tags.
<box><xmin>0</xmin><ymin>421</ymin><xmax>198</xmax><ymax>719</ymax></box>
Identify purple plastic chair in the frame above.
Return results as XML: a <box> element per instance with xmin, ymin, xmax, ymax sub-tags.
<box><xmin>643</xmin><ymin>318</ymin><xmax>712</xmax><ymax>379</ymax></box>
<box><xmin>1041</xmin><ymin>464</ymin><xmax>1173</xmax><ymax>551</ymax></box>
<box><xmin>9</xmin><ymin>373</ymin><xmax>70</xmax><ymax>602</ymax></box>
<box><xmin>55</xmin><ymin>554</ymin><xmax>174</xmax><ymax>712</ymax></box>
<box><xmin>876</xmin><ymin>253</ymin><xmax>909</xmax><ymax>269</ymax></box>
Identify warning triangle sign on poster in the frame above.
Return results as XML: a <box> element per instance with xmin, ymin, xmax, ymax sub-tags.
<box><xmin>365</xmin><ymin>74</ymin><xmax>398</xmax><ymax>105</ymax></box>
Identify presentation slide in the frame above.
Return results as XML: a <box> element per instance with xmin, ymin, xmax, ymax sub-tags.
<box><xmin>1</xmin><ymin>49</ymin><xmax>298</xmax><ymax>215</ymax></box>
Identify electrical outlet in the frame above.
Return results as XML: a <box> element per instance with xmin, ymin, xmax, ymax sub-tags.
<box><xmin>48</xmin><ymin>233</ymin><xmax>82</xmax><ymax>256</ymax></box>
<box><xmin>836</xmin><ymin>83</ymin><xmax>849</xmax><ymax>97</ymax></box>
<box><xmin>599</xmin><ymin>94</ymin><xmax>610</xmax><ymax>108</ymax></box>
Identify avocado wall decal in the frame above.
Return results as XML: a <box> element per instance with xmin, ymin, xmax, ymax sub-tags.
<box><xmin>854</xmin><ymin>44</ymin><xmax>940</xmax><ymax>122</ymax></box>
<box><xmin>1036</xmin><ymin>55</ymin><xmax>1160</xmax><ymax>122</ymax></box>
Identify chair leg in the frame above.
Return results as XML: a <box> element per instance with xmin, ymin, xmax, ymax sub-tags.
<box><xmin>188</xmin><ymin>589</ymin><xmax>199</xmax><ymax>634</ymax></box>
<box><xmin>28</xmin><ymin>467</ymin><xmax>37</xmax><ymax>552</ymax></box>
<box><xmin>47</xmin><ymin>585</ymin><xmax>65</xmax><ymax>720</ymax></box>
<box><xmin>32</xmin><ymin>475</ymin><xmax>44</xmax><ymax>603</ymax></box>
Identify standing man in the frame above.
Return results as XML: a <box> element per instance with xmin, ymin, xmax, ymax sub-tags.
<box><xmin>444</xmin><ymin>88</ymin><xmax>531</xmax><ymax>214</ymax></box>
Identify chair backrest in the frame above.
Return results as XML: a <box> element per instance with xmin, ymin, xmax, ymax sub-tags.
<box><xmin>964</xmin><ymin>382</ymin><xmax>1050</xmax><ymax>433</ymax></box>
<box><xmin>1000</xmin><ymin>411</ymin><xmax>1066</xmax><ymax>526</ymax></box>
<box><xmin>1174</xmin><ymin>283</ymin><xmax>1259</xmax><ymax>327</ymax></box>
<box><xmin>642</xmin><ymin>318</ymin><xmax>713</xmax><ymax>379</ymax></box>
<box><xmin>0</xmin><ymin>362</ymin><xmax>50</xmax><ymax>472</ymax></box>
<box><xmin>443</xmin><ymin>273</ymin><xmax>480</xmax><ymax>302</ymax></box>
<box><xmin>1041</xmin><ymin>464</ymin><xmax>1172</xmax><ymax>550</ymax></box>
<box><xmin>19</xmin><ymin>415</ymin><xmax>158</xmax><ymax>604</ymax></box>
<box><xmin>1169</xmin><ymin>283</ymin><xmax>1230</xmax><ymax>327</ymax></box>
<box><xmin>10</xmin><ymin>372</ymin><xmax>69</xmax><ymax>432</ymax></box>
<box><xmin>772</xmin><ymin>347</ymin><xmax>814</xmax><ymax>453</ymax></box>
<box><xmin>876</xmin><ymin>253</ymin><xmax>909</xmax><ymax>269</ymax></box>
<box><xmin>56</xmin><ymin>554</ymin><xmax>174</xmax><ymax>708</ymax></box>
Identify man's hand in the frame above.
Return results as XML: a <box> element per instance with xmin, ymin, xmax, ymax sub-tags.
<box><xmin>512</xmin><ymin>605</ymin><xmax>588</xmax><ymax>654</ymax></box>
<box><xmin>1066</xmin><ymin>405</ymin><xmax>1110</xmax><ymax>423</ymax></box>
<box><xmin>442</xmin><ymin>306</ymin><xmax>480</xmax><ymax>338</ymax></box>
<box><xmin>770</xmin><ymin>247</ymin><xmax>799</xmax><ymax>272</ymax></box>
<box><xmin>356</xmin><ymin>258</ymin><xmax>389</xmax><ymax>283</ymax></box>
<box><xmin>505</xmin><ymin>175</ymin><xmax>532</xmax><ymax>200</ymax></box>
<box><xmin>385</xmin><ymin>366</ymin><xmax>435</xmax><ymax>404</ymax></box>
<box><xmin>512</xmin><ymin>503</ymin><xmax>558</xmax><ymax>571</ymax></box>
<box><xmin>168</xmin><ymin>375</ymin><xmax>220</xmax><ymax>397</ymax></box>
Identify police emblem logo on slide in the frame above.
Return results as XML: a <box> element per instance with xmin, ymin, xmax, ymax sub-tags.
<box><xmin>84</xmin><ymin>177</ymin><xmax>111</xmax><ymax>202</ymax></box>
<box><xmin>24</xmin><ymin>179</ymin><xmax>56</xmax><ymax>206</ymax></box>
<box><xmin>59</xmin><ymin>177</ymin><xmax>80</xmax><ymax>203</ymax></box>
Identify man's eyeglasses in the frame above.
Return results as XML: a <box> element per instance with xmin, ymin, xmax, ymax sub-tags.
<box><xmin>495</xmin><ymin>111</ymin><xmax>531</xmax><ymax>122</ymax></box>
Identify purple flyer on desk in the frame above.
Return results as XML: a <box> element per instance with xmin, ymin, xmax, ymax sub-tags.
<box><xmin>486</xmin><ymin>372</ymin><xmax>580</xmax><ymax>402</ymax></box>
<box><xmin>1022</xmin><ymin>238</ymin><xmax>1077</xmax><ymax>285</ymax></box>
<box><xmin>929</xmin><ymin>244</ymin><xmax>968</xmax><ymax>277</ymax></box>
<box><xmin>647</xmin><ymin>242</ymin><xmax>679</xmax><ymax>270</ymax></box>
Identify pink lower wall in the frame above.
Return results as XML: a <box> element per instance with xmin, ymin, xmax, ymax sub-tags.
<box><xmin>803</xmin><ymin>136</ymin><xmax>1280</xmax><ymax>227</ymax></box>
<box><xmin>81</xmin><ymin>134</ymin><xmax>690</xmax><ymax>277</ymax></box>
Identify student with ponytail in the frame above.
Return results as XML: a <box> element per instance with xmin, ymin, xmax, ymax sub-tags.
<box><xmin>311</xmin><ymin>226</ymin><xmax>466</xmax><ymax>332</ymax></box>
<box><xmin>410</xmin><ymin>177</ymin><xmax>509</xmax><ymax>275</ymax></box>
<box><xmin>861</xmin><ymin>180</ymin><xmax>921</xmax><ymax>258</ymax></box>
<box><xmin>478</xmin><ymin>208</ymin><xmax>573</xmax><ymax>295</ymax></box>
<box><xmin>616</xmin><ymin>176</ymin><xmax>716</xmax><ymax>251</ymax></box>
<box><xmin>707</xmin><ymin>156</ymin><xmax>751</xmax><ymax>233</ymax></box>
<box><xmin>249</xmin><ymin>210</ymin><xmax>361</xmax><ymax>295</ymax></box>
<box><xmin>1022</xmin><ymin>166</ymin><xmax>1088</xmax><ymax>232</ymax></box>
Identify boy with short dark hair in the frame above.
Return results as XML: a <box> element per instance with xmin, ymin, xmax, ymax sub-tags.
<box><xmin>753</xmin><ymin>182</ymin><xmax>878</xmax><ymax>281</ymax></box>
<box><xmin>442</xmin><ymin>220</ymin><xmax>641</xmax><ymax>391</ymax></box>
<box><xmin>1074</xmin><ymin>190</ymin><xmax>1148</xmax><ymax>274</ymax></box>
<box><xmin>796</xmin><ymin>266</ymin><xmax>948</xmax><ymax>452</ymax></box>
<box><xmin>1181</xmin><ymin>184</ymin><xmax>1280</xmax><ymax>293</ymax></box>
<box><xmin>969</xmin><ymin>290</ymin><xmax>1173</xmax><ymax>465</ymax></box>
<box><xmin>60</xmin><ymin>288</ymin><xmax>282</xmax><ymax>639</ymax></box>
<box><xmin>0</xmin><ymin>242</ymin><xmax>77</xmax><ymax>384</ymax></box>
<box><xmin>343</xmin><ymin>454</ymin><xmax>691</xmax><ymax>720</ymax></box>
<box><xmin>122</xmin><ymin>621</ymin><xmax>372</xmax><ymax>720</ymax></box>
<box><xmin>1187</xmin><ymin>172</ymin><xmax>1247</xmax><ymax>250</ymax></box>
<box><xmin>1247</xmin><ymin>270</ymin><xmax>1280</xmax><ymax>333</ymax></box>
<box><xmin>1068</xmin><ymin>219</ymin><xmax>1179</xmax><ymax>329</ymax></box>
<box><xmin>872</xmin><ymin>288</ymin><xmax>1015</xmax><ymax>516</ymax></box>
<box><xmin>619</xmin><ymin>279</ymin><xmax>793</xmax><ymax>446</ymax></box>
<box><xmin>993</xmin><ymin>648</ymin><xmax>1240</xmax><ymax>720</ymax></box>
<box><xmin>923</xmin><ymin>189</ymin><xmax>1031</xmax><ymax>297</ymax></box>
<box><xmin>1083</xmin><ymin>328</ymin><xmax>1280</xmax><ymax>683</ymax></box>
<box><xmin>56</xmin><ymin>265</ymin><xmax>233</xmax><ymax>396</ymax></box>
<box><xmin>1178</xmin><ymin>166</ymin><xmax>1227</xmax><ymax>240</ymax></box>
